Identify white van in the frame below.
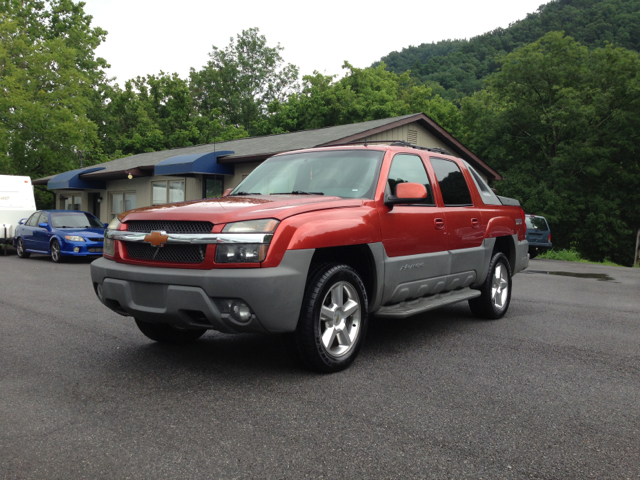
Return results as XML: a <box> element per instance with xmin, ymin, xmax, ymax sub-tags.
<box><xmin>1</xmin><ymin>175</ymin><xmax>37</xmax><ymax>247</ymax></box>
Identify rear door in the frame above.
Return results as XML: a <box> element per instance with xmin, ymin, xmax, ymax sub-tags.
<box><xmin>429</xmin><ymin>157</ymin><xmax>486</xmax><ymax>276</ymax></box>
<box><xmin>21</xmin><ymin>212</ymin><xmax>41</xmax><ymax>249</ymax></box>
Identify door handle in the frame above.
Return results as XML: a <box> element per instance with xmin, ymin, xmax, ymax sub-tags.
<box><xmin>434</xmin><ymin>218</ymin><xmax>445</xmax><ymax>230</ymax></box>
<box><xmin>471</xmin><ymin>218</ymin><xmax>480</xmax><ymax>229</ymax></box>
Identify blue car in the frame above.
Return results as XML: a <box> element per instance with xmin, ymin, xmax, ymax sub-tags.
<box><xmin>15</xmin><ymin>210</ymin><xmax>106</xmax><ymax>262</ymax></box>
<box><xmin>525</xmin><ymin>214</ymin><xmax>552</xmax><ymax>258</ymax></box>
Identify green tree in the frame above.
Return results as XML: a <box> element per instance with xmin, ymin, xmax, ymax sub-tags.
<box><xmin>189</xmin><ymin>28</ymin><xmax>299</xmax><ymax>136</ymax></box>
<box><xmin>0</xmin><ymin>0</ymin><xmax>108</xmax><ymax>186</ymax></box>
<box><xmin>259</xmin><ymin>62</ymin><xmax>462</xmax><ymax>136</ymax></box>
<box><xmin>100</xmin><ymin>72</ymin><xmax>248</xmax><ymax>157</ymax></box>
<box><xmin>461</xmin><ymin>32</ymin><xmax>640</xmax><ymax>265</ymax></box>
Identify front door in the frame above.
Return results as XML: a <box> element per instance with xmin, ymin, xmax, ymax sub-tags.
<box><xmin>377</xmin><ymin>153</ymin><xmax>449</xmax><ymax>303</ymax></box>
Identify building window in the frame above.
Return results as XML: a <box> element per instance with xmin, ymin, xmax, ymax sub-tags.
<box><xmin>60</xmin><ymin>195</ymin><xmax>82</xmax><ymax>210</ymax></box>
<box><xmin>152</xmin><ymin>180</ymin><xmax>185</xmax><ymax>205</ymax></box>
<box><xmin>204</xmin><ymin>176</ymin><xmax>224</xmax><ymax>198</ymax></box>
<box><xmin>111</xmin><ymin>192</ymin><xmax>136</xmax><ymax>219</ymax></box>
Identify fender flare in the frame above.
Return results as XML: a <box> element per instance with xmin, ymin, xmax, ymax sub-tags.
<box><xmin>484</xmin><ymin>216</ymin><xmax>517</xmax><ymax>239</ymax></box>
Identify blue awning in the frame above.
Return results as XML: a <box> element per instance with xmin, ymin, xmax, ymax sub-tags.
<box><xmin>154</xmin><ymin>151</ymin><xmax>235</xmax><ymax>176</ymax></box>
<box><xmin>47</xmin><ymin>167</ymin><xmax>106</xmax><ymax>190</ymax></box>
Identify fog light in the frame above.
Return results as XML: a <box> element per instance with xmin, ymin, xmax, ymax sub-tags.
<box><xmin>74</xmin><ymin>247</ymin><xmax>80</xmax><ymax>253</ymax></box>
<box><xmin>230</xmin><ymin>301</ymin><xmax>252</xmax><ymax>323</ymax></box>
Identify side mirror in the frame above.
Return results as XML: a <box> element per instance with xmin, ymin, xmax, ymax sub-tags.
<box><xmin>384</xmin><ymin>182</ymin><xmax>428</xmax><ymax>207</ymax></box>
<box><xmin>38</xmin><ymin>222</ymin><xmax>49</xmax><ymax>228</ymax></box>
<box><xmin>104</xmin><ymin>223</ymin><xmax>109</xmax><ymax>228</ymax></box>
<box><xmin>18</xmin><ymin>218</ymin><xmax>27</xmax><ymax>225</ymax></box>
<box><xmin>222</xmin><ymin>188</ymin><xmax>233</xmax><ymax>197</ymax></box>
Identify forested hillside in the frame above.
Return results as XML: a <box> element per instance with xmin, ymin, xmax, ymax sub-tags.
<box><xmin>378</xmin><ymin>0</ymin><xmax>640</xmax><ymax>99</ymax></box>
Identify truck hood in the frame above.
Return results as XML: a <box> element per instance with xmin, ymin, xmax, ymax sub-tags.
<box><xmin>120</xmin><ymin>195</ymin><xmax>365</xmax><ymax>225</ymax></box>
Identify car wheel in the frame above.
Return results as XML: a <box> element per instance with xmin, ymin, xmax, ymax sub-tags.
<box><xmin>134</xmin><ymin>319</ymin><xmax>206</xmax><ymax>344</ymax></box>
<box><xmin>50</xmin><ymin>239</ymin><xmax>63</xmax><ymax>263</ymax></box>
<box><xmin>469</xmin><ymin>252</ymin><xmax>512</xmax><ymax>320</ymax></box>
<box><xmin>289</xmin><ymin>263</ymin><xmax>369</xmax><ymax>373</ymax></box>
<box><xmin>16</xmin><ymin>238</ymin><xmax>30</xmax><ymax>258</ymax></box>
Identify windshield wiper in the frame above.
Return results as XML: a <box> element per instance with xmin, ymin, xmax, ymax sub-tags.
<box><xmin>271</xmin><ymin>191</ymin><xmax>324</xmax><ymax>195</ymax></box>
<box><xmin>230</xmin><ymin>192</ymin><xmax>262</xmax><ymax>196</ymax></box>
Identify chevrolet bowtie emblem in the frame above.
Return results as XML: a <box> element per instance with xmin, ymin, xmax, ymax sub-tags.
<box><xmin>144</xmin><ymin>231</ymin><xmax>169</xmax><ymax>247</ymax></box>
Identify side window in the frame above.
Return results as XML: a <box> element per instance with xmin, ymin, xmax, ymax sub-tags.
<box><xmin>387</xmin><ymin>154</ymin><xmax>434</xmax><ymax>205</ymax></box>
<box><xmin>430</xmin><ymin>158</ymin><xmax>473</xmax><ymax>206</ymax></box>
<box><xmin>37</xmin><ymin>212</ymin><xmax>49</xmax><ymax>226</ymax></box>
<box><xmin>26</xmin><ymin>212</ymin><xmax>40</xmax><ymax>226</ymax></box>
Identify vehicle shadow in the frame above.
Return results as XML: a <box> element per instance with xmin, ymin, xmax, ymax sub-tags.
<box><xmin>108</xmin><ymin>303</ymin><xmax>479</xmax><ymax>380</ymax></box>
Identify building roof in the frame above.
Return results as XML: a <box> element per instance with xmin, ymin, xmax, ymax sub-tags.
<box><xmin>34</xmin><ymin>113</ymin><xmax>502</xmax><ymax>186</ymax></box>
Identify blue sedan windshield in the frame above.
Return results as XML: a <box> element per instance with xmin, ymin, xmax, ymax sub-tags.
<box><xmin>51</xmin><ymin>212</ymin><xmax>103</xmax><ymax>228</ymax></box>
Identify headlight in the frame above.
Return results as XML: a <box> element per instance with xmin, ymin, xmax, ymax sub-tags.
<box><xmin>216</xmin><ymin>219</ymin><xmax>278</xmax><ymax>263</ymax></box>
<box><xmin>222</xmin><ymin>219</ymin><xmax>279</xmax><ymax>233</ymax></box>
<box><xmin>107</xmin><ymin>217</ymin><xmax>122</xmax><ymax>230</ymax></box>
<box><xmin>65</xmin><ymin>235</ymin><xmax>85</xmax><ymax>242</ymax></box>
<box><xmin>216</xmin><ymin>244</ymin><xmax>269</xmax><ymax>263</ymax></box>
<box><xmin>103</xmin><ymin>217</ymin><xmax>122</xmax><ymax>257</ymax></box>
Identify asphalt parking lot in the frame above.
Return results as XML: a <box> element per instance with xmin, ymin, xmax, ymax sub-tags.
<box><xmin>1</xmin><ymin>252</ymin><xmax>639</xmax><ymax>479</ymax></box>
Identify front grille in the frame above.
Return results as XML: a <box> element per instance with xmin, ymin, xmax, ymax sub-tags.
<box><xmin>88</xmin><ymin>247</ymin><xmax>103</xmax><ymax>253</ymax></box>
<box><xmin>88</xmin><ymin>237</ymin><xmax>103</xmax><ymax>242</ymax></box>
<box><xmin>125</xmin><ymin>243</ymin><xmax>206</xmax><ymax>263</ymax></box>
<box><xmin>125</xmin><ymin>221</ymin><xmax>214</xmax><ymax>234</ymax></box>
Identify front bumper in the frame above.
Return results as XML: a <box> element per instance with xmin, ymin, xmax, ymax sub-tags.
<box><xmin>61</xmin><ymin>240</ymin><xmax>104</xmax><ymax>256</ymax></box>
<box><xmin>91</xmin><ymin>249</ymin><xmax>314</xmax><ymax>334</ymax></box>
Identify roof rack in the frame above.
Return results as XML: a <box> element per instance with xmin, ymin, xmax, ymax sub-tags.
<box><xmin>326</xmin><ymin>140</ymin><xmax>451</xmax><ymax>155</ymax></box>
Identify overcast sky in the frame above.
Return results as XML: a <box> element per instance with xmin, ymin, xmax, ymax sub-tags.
<box><xmin>83</xmin><ymin>0</ymin><xmax>547</xmax><ymax>85</ymax></box>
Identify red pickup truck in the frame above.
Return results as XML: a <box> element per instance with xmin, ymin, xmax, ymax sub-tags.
<box><xmin>91</xmin><ymin>143</ymin><xmax>529</xmax><ymax>372</ymax></box>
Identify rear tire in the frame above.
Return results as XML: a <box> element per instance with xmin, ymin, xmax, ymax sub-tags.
<box><xmin>16</xmin><ymin>238</ymin><xmax>30</xmax><ymax>258</ymax></box>
<box><xmin>288</xmin><ymin>263</ymin><xmax>368</xmax><ymax>373</ymax></box>
<box><xmin>134</xmin><ymin>319</ymin><xmax>206</xmax><ymax>344</ymax></box>
<box><xmin>469</xmin><ymin>252</ymin><xmax>512</xmax><ymax>320</ymax></box>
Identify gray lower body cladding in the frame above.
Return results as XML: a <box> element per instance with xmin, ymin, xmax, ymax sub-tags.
<box><xmin>90</xmin><ymin>249</ymin><xmax>315</xmax><ymax>334</ymax></box>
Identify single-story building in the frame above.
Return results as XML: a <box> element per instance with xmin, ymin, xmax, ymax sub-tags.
<box><xmin>33</xmin><ymin>113</ymin><xmax>501</xmax><ymax>223</ymax></box>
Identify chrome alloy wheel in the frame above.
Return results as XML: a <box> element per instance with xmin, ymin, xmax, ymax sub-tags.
<box><xmin>491</xmin><ymin>262</ymin><xmax>509</xmax><ymax>311</ymax></box>
<box><xmin>318</xmin><ymin>281</ymin><xmax>361</xmax><ymax>358</ymax></box>
<box><xmin>51</xmin><ymin>241</ymin><xmax>61</xmax><ymax>262</ymax></box>
<box><xmin>17</xmin><ymin>239</ymin><xmax>24</xmax><ymax>256</ymax></box>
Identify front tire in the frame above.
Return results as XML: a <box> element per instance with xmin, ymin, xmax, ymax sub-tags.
<box><xmin>135</xmin><ymin>319</ymin><xmax>206</xmax><ymax>344</ymax></box>
<box><xmin>469</xmin><ymin>252</ymin><xmax>512</xmax><ymax>320</ymax></box>
<box><xmin>16</xmin><ymin>238</ymin><xmax>30</xmax><ymax>258</ymax></box>
<box><xmin>50</xmin><ymin>239</ymin><xmax>63</xmax><ymax>263</ymax></box>
<box><xmin>289</xmin><ymin>263</ymin><xmax>369</xmax><ymax>373</ymax></box>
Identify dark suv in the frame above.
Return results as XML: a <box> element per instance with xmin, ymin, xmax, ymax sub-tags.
<box><xmin>525</xmin><ymin>214</ymin><xmax>552</xmax><ymax>258</ymax></box>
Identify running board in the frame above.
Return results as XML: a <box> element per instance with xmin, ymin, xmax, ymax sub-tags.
<box><xmin>375</xmin><ymin>287</ymin><xmax>481</xmax><ymax>319</ymax></box>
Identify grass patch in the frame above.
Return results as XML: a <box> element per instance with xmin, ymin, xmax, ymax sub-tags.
<box><xmin>536</xmin><ymin>248</ymin><xmax>626</xmax><ymax>267</ymax></box>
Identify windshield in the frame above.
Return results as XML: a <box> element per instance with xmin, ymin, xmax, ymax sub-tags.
<box><xmin>51</xmin><ymin>212</ymin><xmax>104</xmax><ymax>229</ymax></box>
<box><xmin>526</xmin><ymin>216</ymin><xmax>549</xmax><ymax>231</ymax></box>
<box><xmin>231</xmin><ymin>150</ymin><xmax>385</xmax><ymax>199</ymax></box>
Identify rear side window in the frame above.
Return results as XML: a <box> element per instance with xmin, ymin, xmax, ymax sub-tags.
<box><xmin>387</xmin><ymin>154</ymin><xmax>434</xmax><ymax>205</ymax></box>
<box><xmin>430</xmin><ymin>158</ymin><xmax>473</xmax><ymax>206</ymax></box>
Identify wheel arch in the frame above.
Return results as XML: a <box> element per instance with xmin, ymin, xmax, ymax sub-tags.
<box><xmin>308</xmin><ymin>243</ymin><xmax>383</xmax><ymax>311</ymax></box>
<box><xmin>492</xmin><ymin>235</ymin><xmax>516</xmax><ymax>273</ymax></box>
